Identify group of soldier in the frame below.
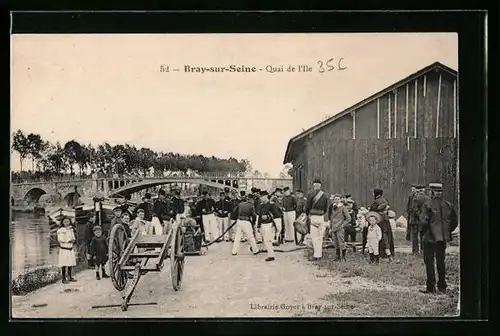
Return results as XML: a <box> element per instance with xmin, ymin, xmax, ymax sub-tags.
<box><xmin>186</xmin><ymin>186</ymin><xmax>308</xmax><ymax>262</ymax></box>
<box><xmin>89</xmin><ymin>178</ymin><xmax>458</xmax><ymax>294</ymax></box>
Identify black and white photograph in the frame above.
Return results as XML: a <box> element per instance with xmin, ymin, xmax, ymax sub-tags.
<box><xmin>10</xmin><ymin>32</ymin><xmax>460</xmax><ymax>318</ymax></box>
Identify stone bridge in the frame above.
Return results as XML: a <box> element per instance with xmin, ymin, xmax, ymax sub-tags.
<box><xmin>11</xmin><ymin>176</ymin><xmax>293</xmax><ymax>205</ymax></box>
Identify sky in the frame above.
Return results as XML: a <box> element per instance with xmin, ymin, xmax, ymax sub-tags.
<box><xmin>11</xmin><ymin>33</ymin><xmax>458</xmax><ymax>176</ymax></box>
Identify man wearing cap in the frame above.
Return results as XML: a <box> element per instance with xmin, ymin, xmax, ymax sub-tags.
<box><xmin>328</xmin><ymin>194</ymin><xmax>351</xmax><ymax>261</ymax></box>
<box><xmin>257</xmin><ymin>190</ymin><xmax>277</xmax><ymax>261</ymax></box>
<box><xmin>135</xmin><ymin>192</ymin><xmax>153</xmax><ymax>222</ymax></box>
<box><xmin>196</xmin><ymin>190</ymin><xmax>217</xmax><ymax>243</ymax></box>
<box><xmin>407</xmin><ymin>185</ymin><xmax>428</xmax><ymax>254</ymax></box>
<box><xmin>231</xmin><ymin>195</ymin><xmax>260</xmax><ymax>257</ymax></box>
<box><xmin>151</xmin><ymin>189</ymin><xmax>169</xmax><ymax>235</ymax></box>
<box><xmin>215</xmin><ymin>190</ymin><xmax>233</xmax><ymax>242</ymax></box>
<box><xmin>229</xmin><ymin>191</ymin><xmax>242</xmax><ymax>242</ymax></box>
<box><xmin>294</xmin><ymin>189</ymin><xmax>307</xmax><ymax>246</ymax></box>
<box><xmin>270</xmin><ymin>188</ymin><xmax>284</xmax><ymax>245</ymax></box>
<box><xmin>172</xmin><ymin>189</ymin><xmax>185</xmax><ymax>225</ymax></box>
<box><xmin>419</xmin><ymin>182</ymin><xmax>458</xmax><ymax>294</ymax></box>
<box><xmin>370</xmin><ymin>188</ymin><xmax>389</xmax><ymax>212</ymax></box>
<box><xmin>306</xmin><ymin>179</ymin><xmax>329</xmax><ymax>260</ymax></box>
<box><xmin>282</xmin><ymin>186</ymin><xmax>297</xmax><ymax>243</ymax></box>
<box><xmin>253</xmin><ymin>188</ymin><xmax>263</xmax><ymax>243</ymax></box>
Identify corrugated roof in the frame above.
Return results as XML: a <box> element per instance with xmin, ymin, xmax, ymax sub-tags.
<box><xmin>283</xmin><ymin>61</ymin><xmax>457</xmax><ymax>164</ymax></box>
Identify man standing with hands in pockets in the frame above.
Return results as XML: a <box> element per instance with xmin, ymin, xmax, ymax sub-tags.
<box><xmin>306</xmin><ymin>179</ymin><xmax>329</xmax><ymax>260</ymax></box>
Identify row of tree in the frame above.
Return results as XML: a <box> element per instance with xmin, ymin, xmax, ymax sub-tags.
<box><xmin>11</xmin><ymin>130</ymin><xmax>252</xmax><ymax>177</ymax></box>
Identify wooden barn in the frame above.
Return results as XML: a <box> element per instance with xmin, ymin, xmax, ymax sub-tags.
<box><xmin>283</xmin><ymin>61</ymin><xmax>458</xmax><ymax>215</ymax></box>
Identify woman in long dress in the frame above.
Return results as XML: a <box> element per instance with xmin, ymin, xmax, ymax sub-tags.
<box><xmin>57</xmin><ymin>216</ymin><xmax>77</xmax><ymax>284</ymax></box>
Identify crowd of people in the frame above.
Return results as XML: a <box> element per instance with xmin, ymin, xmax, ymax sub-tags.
<box><xmin>56</xmin><ymin>178</ymin><xmax>457</xmax><ymax>294</ymax></box>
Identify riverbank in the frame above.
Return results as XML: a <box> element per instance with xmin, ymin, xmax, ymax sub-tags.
<box><xmin>12</xmin><ymin>205</ymin><xmax>46</xmax><ymax>213</ymax></box>
<box><xmin>11</xmin><ymin>262</ymin><xmax>89</xmax><ymax>296</ymax></box>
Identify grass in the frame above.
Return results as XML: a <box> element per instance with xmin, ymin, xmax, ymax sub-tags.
<box><xmin>304</xmin><ymin>244</ymin><xmax>460</xmax><ymax>317</ymax></box>
<box><xmin>321</xmin><ymin>287</ymin><xmax>459</xmax><ymax>317</ymax></box>
<box><xmin>11</xmin><ymin>241</ymin><xmax>90</xmax><ymax>296</ymax></box>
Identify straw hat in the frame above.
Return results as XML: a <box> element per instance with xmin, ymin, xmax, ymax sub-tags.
<box><xmin>365</xmin><ymin>211</ymin><xmax>382</xmax><ymax>223</ymax></box>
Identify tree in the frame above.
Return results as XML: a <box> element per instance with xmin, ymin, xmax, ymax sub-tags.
<box><xmin>252</xmin><ymin>170</ymin><xmax>262</xmax><ymax>178</ymax></box>
<box><xmin>63</xmin><ymin>140</ymin><xmax>84</xmax><ymax>174</ymax></box>
<box><xmin>279</xmin><ymin>163</ymin><xmax>293</xmax><ymax>178</ymax></box>
<box><xmin>26</xmin><ymin>133</ymin><xmax>45</xmax><ymax>171</ymax></box>
<box><xmin>47</xmin><ymin>142</ymin><xmax>66</xmax><ymax>174</ymax></box>
<box><xmin>12</xmin><ymin>130</ymin><xmax>30</xmax><ymax>172</ymax></box>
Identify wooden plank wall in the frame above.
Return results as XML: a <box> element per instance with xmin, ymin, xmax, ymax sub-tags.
<box><xmin>303</xmin><ymin>137</ymin><xmax>458</xmax><ymax>216</ymax></box>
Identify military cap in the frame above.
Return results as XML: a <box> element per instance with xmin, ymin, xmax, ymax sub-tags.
<box><xmin>92</xmin><ymin>225</ymin><xmax>103</xmax><ymax>233</ymax></box>
<box><xmin>113</xmin><ymin>206</ymin><xmax>123</xmax><ymax>212</ymax></box>
<box><xmin>374</xmin><ymin>188</ymin><xmax>384</xmax><ymax>196</ymax></box>
<box><xmin>296</xmin><ymin>189</ymin><xmax>303</xmax><ymax>193</ymax></box>
<box><xmin>429</xmin><ymin>182</ymin><xmax>443</xmax><ymax>190</ymax></box>
<box><xmin>313</xmin><ymin>178</ymin><xmax>321</xmax><ymax>184</ymax></box>
<box><xmin>330</xmin><ymin>193</ymin><xmax>341</xmax><ymax>199</ymax></box>
<box><xmin>260</xmin><ymin>190</ymin><xmax>269</xmax><ymax>196</ymax></box>
<box><xmin>416</xmin><ymin>184</ymin><xmax>426</xmax><ymax>190</ymax></box>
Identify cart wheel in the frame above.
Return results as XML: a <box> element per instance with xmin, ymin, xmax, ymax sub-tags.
<box><xmin>109</xmin><ymin>224</ymin><xmax>129</xmax><ymax>291</ymax></box>
<box><xmin>170</xmin><ymin>225</ymin><xmax>185</xmax><ymax>291</ymax></box>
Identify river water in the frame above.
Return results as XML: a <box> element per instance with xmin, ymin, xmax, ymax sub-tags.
<box><xmin>10</xmin><ymin>212</ymin><xmax>58</xmax><ymax>278</ymax></box>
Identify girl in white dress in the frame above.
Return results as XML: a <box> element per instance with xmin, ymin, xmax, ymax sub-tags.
<box><xmin>57</xmin><ymin>216</ymin><xmax>77</xmax><ymax>283</ymax></box>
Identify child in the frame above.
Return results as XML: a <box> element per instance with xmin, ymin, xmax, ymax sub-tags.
<box><xmin>365</xmin><ymin>211</ymin><xmax>383</xmax><ymax>264</ymax></box>
<box><xmin>130</xmin><ymin>208</ymin><xmax>150</xmax><ymax>236</ymax></box>
<box><xmin>89</xmin><ymin>225</ymin><xmax>110</xmax><ymax>280</ymax></box>
<box><xmin>357</xmin><ymin>207</ymin><xmax>369</xmax><ymax>254</ymax></box>
<box><xmin>57</xmin><ymin>216</ymin><xmax>77</xmax><ymax>283</ymax></box>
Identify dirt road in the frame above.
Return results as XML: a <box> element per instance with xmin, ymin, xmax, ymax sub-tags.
<box><xmin>12</xmin><ymin>241</ymin><xmax>345</xmax><ymax>318</ymax></box>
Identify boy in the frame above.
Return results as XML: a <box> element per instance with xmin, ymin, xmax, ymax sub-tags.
<box><xmin>365</xmin><ymin>212</ymin><xmax>383</xmax><ymax>264</ymax></box>
<box><xmin>89</xmin><ymin>225</ymin><xmax>110</xmax><ymax>280</ymax></box>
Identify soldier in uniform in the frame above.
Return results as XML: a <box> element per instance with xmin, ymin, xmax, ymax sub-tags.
<box><xmin>151</xmin><ymin>189</ymin><xmax>168</xmax><ymax>235</ymax></box>
<box><xmin>306</xmin><ymin>179</ymin><xmax>329</xmax><ymax>260</ymax></box>
<box><xmin>253</xmin><ymin>188</ymin><xmax>263</xmax><ymax>243</ymax></box>
<box><xmin>171</xmin><ymin>189</ymin><xmax>185</xmax><ymax>225</ymax></box>
<box><xmin>257</xmin><ymin>190</ymin><xmax>278</xmax><ymax>261</ymax></box>
<box><xmin>270</xmin><ymin>188</ymin><xmax>284</xmax><ymax>245</ymax></box>
<box><xmin>419</xmin><ymin>182</ymin><xmax>458</xmax><ymax>294</ymax></box>
<box><xmin>196</xmin><ymin>190</ymin><xmax>217</xmax><ymax>243</ymax></box>
<box><xmin>407</xmin><ymin>185</ymin><xmax>427</xmax><ymax>254</ymax></box>
<box><xmin>282</xmin><ymin>186</ymin><xmax>297</xmax><ymax>243</ymax></box>
<box><xmin>294</xmin><ymin>189</ymin><xmax>307</xmax><ymax>246</ymax></box>
<box><xmin>231</xmin><ymin>195</ymin><xmax>260</xmax><ymax>256</ymax></box>
<box><xmin>229</xmin><ymin>190</ymin><xmax>242</xmax><ymax>242</ymax></box>
<box><xmin>215</xmin><ymin>190</ymin><xmax>233</xmax><ymax>242</ymax></box>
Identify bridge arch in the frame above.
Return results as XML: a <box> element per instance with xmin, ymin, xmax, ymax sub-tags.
<box><xmin>23</xmin><ymin>187</ymin><xmax>48</xmax><ymax>204</ymax></box>
<box><xmin>108</xmin><ymin>178</ymin><xmax>239</xmax><ymax>198</ymax></box>
<box><xmin>63</xmin><ymin>191</ymin><xmax>81</xmax><ymax>207</ymax></box>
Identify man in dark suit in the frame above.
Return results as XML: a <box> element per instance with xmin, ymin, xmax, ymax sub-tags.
<box><xmin>419</xmin><ymin>182</ymin><xmax>458</xmax><ymax>294</ymax></box>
